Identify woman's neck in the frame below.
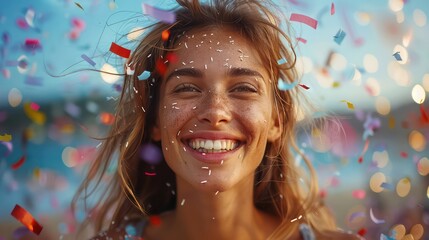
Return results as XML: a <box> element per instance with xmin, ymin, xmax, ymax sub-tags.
<box><xmin>156</xmin><ymin>176</ymin><xmax>280</xmax><ymax>240</ymax></box>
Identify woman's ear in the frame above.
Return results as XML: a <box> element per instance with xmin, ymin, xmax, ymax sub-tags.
<box><xmin>267</xmin><ymin>112</ymin><xmax>283</xmax><ymax>142</ymax></box>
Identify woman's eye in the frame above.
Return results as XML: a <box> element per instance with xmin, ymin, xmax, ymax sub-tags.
<box><xmin>232</xmin><ymin>84</ymin><xmax>257</xmax><ymax>93</ymax></box>
<box><xmin>174</xmin><ymin>84</ymin><xmax>200</xmax><ymax>93</ymax></box>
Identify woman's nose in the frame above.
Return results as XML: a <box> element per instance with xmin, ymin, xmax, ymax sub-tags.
<box><xmin>197</xmin><ymin>91</ymin><xmax>232</xmax><ymax>126</ymax></box>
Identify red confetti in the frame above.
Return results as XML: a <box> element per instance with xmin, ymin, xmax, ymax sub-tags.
<box><xmin>155</xmin><ymin>58</ymin><xmax>167</xmax><ymax>76</ymax></box>
<box><xmin>357</xmin><ymin>228</ymin><xmax>367</xmax><ymax>236</ymax></box>
<box><xmin>331</xmin><ymin>2</ymin><xmax>335</xmax><ymax>15</ymax></box>
<box><xmin>17</xmin><ymin>19</ymin><xmax>29</xmax><ymax>29</ymax></box>
<box><xmin>11</xmin><ymin>155</ymin><xmax>26</xmax><ymax>170</ymax></box>
<box><xmin>420</xmin><ymin>104</ymin><xmax>429</xmax><ymax>123</ymax></box>
<box><xmin>149</xmin><ymin>215</ymin><xmax>162</xmax><ymax>226</ymax></box>
<box><xmin>25</xmin><ymin>39</ymin><xmax>41</xmax><ymax>48</ymax></box>
<box><xmin>400</xmin><ymin>151</ymin><xmax>408</xmax><ymax>158</ymax></box>
<box><xmin>358</xmin><ymin>156</ymin><xmax>363</xmax><ymax>163</ymax></box>
<box><xmin>299</xmin><ymin>84</ymin><xmax>310</xmax><ymax>90</ymax></box>
<box><xmin>109</xmin><ymin>42</ymin><xmax>131</xmax><ymax>58</ymax></box>
<box><xmin>11</xmin><ymin>204</ymin><xmax>43</xmax><ymax>235</ymax></box>
<box><xmin>290</xmin><ymin>13</ymin><xmax>318</xmax><ymax>29</ymax></box>
<box><xmin>162</xmin><ymin>30</ymin><xmax>170</xmax><ymax>42</ymax></box>
<box><xmin>296</xmin><ymin>37</ymin><xmax>307</xmax><ymax>44</ymax></box>
<box><xmin>352</xmin><ymin>189</ymin><xmax>366</xmax><ymax>199</ymax></box>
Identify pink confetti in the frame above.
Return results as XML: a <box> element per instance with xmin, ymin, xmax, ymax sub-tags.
<box><xmin>296</xmin><ymin>37</ymin><xmax>307</xmax><ymax>44</ymax></box>
<box><xmin>331</xmin><ymin>2</ymin><xmax>335</xmax><ymax>15</ymax></box>
<box><xmin>352</xmin><ymin>189</ymin><xmax>366</xmax><ymax>199</ymax></box>
<box><xmin>2</xmin><ymin>69</ymin><xmax>10</xmax><ymax>78</ymax></box>
<box><xmin>71</xmin><ymin>18</ymin><xmax>86</xmax><ymax>30</ymax></box>
<box><xmin>30</xmin><ymin>102</ymin><xmax>40</xmax><ymax>111</ymax></box>
<box><xmin>290</xmin><ymin>13</ymin><xmax>318</xmax><ymax>29</ymax></box>
<box><xmin>25</xmin><ymin>39</ymin><xmax>41</xmax><ymax>48</ymax></box>
<box><xmin>16</xmin><ymin>19</ymin><xmax>29</xmax><ymax>29</ymax></box>
<box><xmin>142</xmin><ymin>4</ymin><xmax>176</xmax><ymax>24</ymax></box>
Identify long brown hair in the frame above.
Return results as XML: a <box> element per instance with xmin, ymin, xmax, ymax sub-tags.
<box><xmin>73</xmin><ymin>0</ymin><xmax>341</xmax><ymax>239</ymax></box>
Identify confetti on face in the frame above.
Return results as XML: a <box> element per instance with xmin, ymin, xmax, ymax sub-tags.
<box><xmin>290</xmin><ymin>13</ymin><xmax>318</xmax><ymax>29</ymax></box>
<box><xmin>142</xmin><ymin>4</ymin><xmax>176</xmax><ymax>24</ymax></box>
<box><xmin>10</xmin><ymin>204</ymin><xmax>43</xmax><ymax>235</ymax></box>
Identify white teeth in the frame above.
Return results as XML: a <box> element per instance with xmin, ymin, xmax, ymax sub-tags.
<box><xmin>188</xmin><ymin>138</ymin><xmax>239</xmax><ymax>152</ymax></box>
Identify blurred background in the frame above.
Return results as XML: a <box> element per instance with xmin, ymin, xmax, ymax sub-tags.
<box><xmin>0</xmin><ymin>0</ymin><xmax>428</xmax><ymax>239</ymax></box>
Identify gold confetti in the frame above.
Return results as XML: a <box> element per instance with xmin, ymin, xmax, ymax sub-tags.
<box><xmin>341</xmin><ymin>100</ymin><xmax>355</xmax><ymax>110</ymax></box>
<box><xmin>0</xmin><ymin>134</ymin><xmax>12</xmax><ymax>142</ymax></box>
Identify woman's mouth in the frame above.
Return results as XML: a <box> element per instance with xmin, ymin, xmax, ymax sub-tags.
<box><xmin>187</xmin><ymin>138</ymin><xmax>240</xmax><ymax>153</ymax></box>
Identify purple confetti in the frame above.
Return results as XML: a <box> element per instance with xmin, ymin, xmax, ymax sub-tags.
<box><xmin>81</xmin><ymin>54</ymin><xmax>96</xmax><ymax>67</ymax></box>
<box><xmin>13</xmin><ymin>226</ymin><xmax>31</xmax><ymax>239</ymax></box>
<box><xmin>25</xmin><ymin>75</ymin><xmax>43</xmax><ymax>86</ymax></box>
<box><xmin>143</xmin><ymin>4</ymin><xmax>176</xmax><ymax>24</ymax></box>
<box><xmin>140</xmin><ymin>143</ymin><xmax>163</xmax><ymax>164</ymax></box>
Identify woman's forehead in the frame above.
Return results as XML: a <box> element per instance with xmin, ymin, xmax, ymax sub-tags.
<box><xmin>169</xmin><ymin>26</ymin><xmax>266</xmax><ymax>73</ymax></box>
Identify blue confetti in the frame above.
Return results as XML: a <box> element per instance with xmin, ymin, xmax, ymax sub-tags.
<box><xmin>278</xmin><ymin>79</ymin><xmax>298</xmax><ymax>91</ymax></box>
<box><xmin>393</xmin><ymin>51</ymin><xmax>402</xmax><ymax>61</ymax></box>
<box><xmin>333</xmin><ymin>29</ymin><xmax>346</xmax><ymax>45</ymax></box>
<box><xmin>138</xmin><ymin>70</ymin><xmax>151</xmax><ymax>80</ymax></box>
<box><xmin>81</xmin><ymin>54</ymin><xmax>96</xmax><ymax>67</ymax></box>
<box><xmin>380</xmin><ymin>182</ymin><xmax>394</xmax><ymax>190</ymax></box>
<box><xmin>277</xmin><ymin>58</ymin><xmax>287</xmax><ymax>65</ymax></box>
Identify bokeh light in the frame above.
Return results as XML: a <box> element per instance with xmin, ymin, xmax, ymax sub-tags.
<box><xmin>417</xmin><ymin>157</ymin><xmax>429</xmax><ymax>176</ymax></box>
<box><xmin>396</xmin><ymin>177</ymin><xmax>411</xmax><ymax>197</ymax></box>
<box><xmin>363</xmin><ymin>54</ymin><xmax>378</xmax><ymax>73</ymax></box>
<box><xmin>375</xmin><ymin>96</ymin><xmax>391</xmax><ymax>115</ymax></box>
<box><xmin>370</xmin><ymin>172</ymin><xmax>386</xmax><ymax>193</ymax></box>
<box><xmin>408</xmin><ymin>130</ymin><xmax>426</xmax><ymax>152</ymax></box>
<box><xmin>388</xmin><ymin>0</ymin><xmax>404</xmax><ymax>12</ymax></box>
<box><xmin>411</xmin><ymin>84</ymin><xmax>426</xmax><ymax>104</ymax></box>
<box><xmin>413</xmin><ymin>9</ymin><xmax>427</xmax><ymax>27</ymax></box>
<box><xmin>100</xmin><ymin>63</ymin><xmax>120</xmax><ymax>84</ymax></box>
<box><xmin>8</xmin><ymin>88</ymin><xmax>22</xmax><ymax>107</ymax></box>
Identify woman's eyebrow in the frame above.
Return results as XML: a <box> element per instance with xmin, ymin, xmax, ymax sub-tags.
<box><xmin>165</xmin><ymin>68</ymin><xmax>203</xmax><ymax>83</ymax></box>
<box><xmin>227</xmin><ymin>67</ymin><xmax>264</xmax><ymax>79</ymax></box>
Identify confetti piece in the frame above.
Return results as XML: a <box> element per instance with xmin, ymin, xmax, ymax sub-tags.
<box><xmin>380</xmin><ymin>182</ymin><xmax>394</xmax><ymax>190</ymax></box>
<box><xmin>149</xmin><ymin>216</ymin><xmax>162</xmax><ymax>226</ymax></box>
<box><xmin>357</xmin><ymin>228</ymin><xmax>367</xmax><ymax>237</ymax></box>
<box><xmin>296</xmin><ymin>37</ymin><xmax>307</xmax><ymax>44</ymax></box>
<box><xmin>290</xmin><ymin>13</ymin><xmax>318</xmax><ymax>29</ymax></box>
<box><xmin>99</xmin><ymin>112</ymin><xmax>115</xmax><ymax>125</ymax></box>
<box><xmin>0</xmin><ymin>141</ymin><xmax>13</xmax><ymax>157</ymax></box>
<box><xmin>299</xmin><ymin>84</ymin><xmax>310</xmax><ymax>90</ymax></box>
<box><xmin>143</xmin><ymin>4</ymin><xmax>176</xmax><ymax>24</ymax></box>
<box><xmin>341</xmin><ymin>100</ymin><xmax>354</xmax><ymax>110</ymax></box>
<box><xmin>74</xmin><ymin>2</ymin><xmax>84</xmax><ymax>11</ymax></box>
<box><xmin>109</xmin><ymin>42</ymin><xmax>131</xmax><ymax>58</ymax></box>
<box><xmin>162</xmin><ymin>30</ymin><xmax>170</xmax><ymax>41</ymax></box>
<box><xmin>331</xmin><ymin>2</ymin><xmax>335</xmax><ymax>15</ymax></box>
<box><xmin>380</xmin><ymin>233</ymin><xmax>395</xmax><ymax>240</ymax></box>
<box><xmin>392</xmin><ymin>51</ymin><xmax>402</xmax><ymax>61</ymax></box>
<box><xmin>278</xmin><ymin>79</ymin><xmax>298</xmax><ymax>91</ymax></box>
<box><xmin>10</xmin><ymin>204</ymin><xmax>43</xmax><ymax>235</ymax></box>
<box><xmin>349</xmin><ymin>211</ymin><xmax>365</xmax><ymax>222</ymax></box>
<box><xmin>138</xmin><ymin>70</ymin><xmax>151</xmax><ymax>80</ymax></box>
<box><xmin>333</xmin><ymin>29</ymin><xmax>346</xmax><ymax>45</ymax></box>
<box><xmin>25</xmin><ymin>76</ymin><xmax>42</xmax><ymax>86</ymax></box>
<box><xmin>277</xmin><ymin>58</ymin><xmax>287</xmax><ymax>65</ymax></box>
<box><xmin>11</xmin><ymin>156</ymin><xmax>26</xmax><ymax>170</ymax></box>
<box><xmin>24</xmin><ymin>103</ymin><xmax>46</xmax><ymax>125</ymax></box>
<box><xmin>29</xmin><ymin>102</ymin><xmax>40</xmax><ymax>111</ymax></box>
<box><xmin>0</xmin><ymin>134</ymin><xmax>12</xmax><ymax>142</ymax></box>
<box><xmin>400</xmin><ymin>151</ymin><xmax>408</xmax><ymax>158</ymax></box>
<box><xmin>352</xmin><ymin>189</ymin><xmax>366</xmax><ymax>199</ymax></box>
<box><xmin>369</xmin><ymin>208</ymin><xmax>385</xmax><ymax>224</ymax></box>
<box><xmin>81</xmin><ymin>54</ymin><xmax>96</xmax><ymax>67</ymax></box>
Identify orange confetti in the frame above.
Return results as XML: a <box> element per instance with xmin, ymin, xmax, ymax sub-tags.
<box><xmin>341</xmin><ymin>100</ymin><xmax>354</xmax><ymax>110</ymax></box>
<box><xmin>11</xmin><ymin>204</ymin><xmax>43</xmax><ymax>235</ymax></box>
<box><xmin>162</xmin><ymin>30</ymin><xmax>170</xmax><ymax>41</ymax></box>
<box><xmin>99</xmin><ymin>112</ymin><xmax>115</xmax><ymax>125</ymax></box>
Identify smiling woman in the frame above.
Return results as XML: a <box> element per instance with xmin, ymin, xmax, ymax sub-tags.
<box><xmin>72</xmin><ymin>0</ymin><xmax>362</xmax><ymax>239</ymax></box>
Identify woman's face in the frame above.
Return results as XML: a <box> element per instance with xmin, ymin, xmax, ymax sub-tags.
<box><xmin>152</xmin><ymin>26</ymin><xmax>282</xmax><ymax>193</ymax></box>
